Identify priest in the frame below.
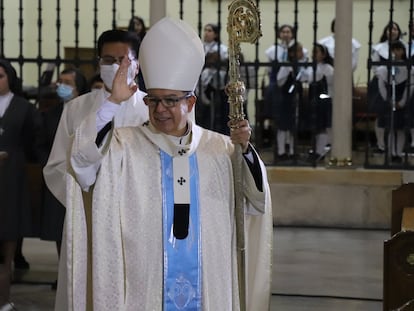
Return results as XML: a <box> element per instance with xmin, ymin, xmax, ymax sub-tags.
<box><xmin>57</xmin><ymin>17</ymin><xmax>272</xmax><ymax>311</ymax></box>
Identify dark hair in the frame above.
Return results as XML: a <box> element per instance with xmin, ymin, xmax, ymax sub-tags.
<box><xmin>127</xmin><ymin>16</ymin><xmax>147</xmax><ymax>39</ymax></box>
<box><xmin>205</xmin><ymin>23</ymin><xmax>220</xmax><ymax>42</ymax></box>
<box><xmin>390</xmin><ymin>40</ymin><xmax>407</xmax><ymax>59</ymax></box>
<box><xmin>380</xmin><ymin>21</ymin><xmax>402</xmax><ymax>42</ymax></box>
<box><xmin>314</xmin><ymin>43</ymin><xmax>334</xmax><ymax>66</ymax></box>
<box><xmin>88</xmin><ymin>73</ymin><xmax>103</xmax><ymax>88</ymax></box>
<box><xmin>97</xmin><ymin>29</ymin><xmax>141</xmax><ymax>59</ymax></box>
<box><xmin>0</xmin><ymin>59</ymin><xmax>22</xmax><ymax>95</ymax></box>
<box><xmin>60</xmin><ymin>68</ymin><xmax>89</xmax><ymax>95</ymax></box>
<box><xmin>287</xmin><ymin>42</ymin><xmax>303</xmax><ymax>62</ymax></box>
<box><xmin>278</xmin><ymin>24</ymin><xmax>296</xmax><ymax>38</ymax></box>
<box><xmin>331</xmin><ymin>19</ymin><xmax>336</xmax><ymax>33</ymax></box>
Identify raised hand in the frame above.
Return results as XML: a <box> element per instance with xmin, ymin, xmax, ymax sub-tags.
<box><xmin>107</xmin><ymin>55</ymin><xmax>138</xmax><ymax>104</ymax></box>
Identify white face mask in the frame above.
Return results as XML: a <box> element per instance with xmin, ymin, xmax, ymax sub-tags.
<box><xmin>100</xmin><ymin>60</ymin><xmax>138</xmax><ymax>91</ymax></box>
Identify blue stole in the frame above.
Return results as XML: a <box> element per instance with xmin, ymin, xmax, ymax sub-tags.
<box><xmin>161</xmin><ymin>150</ymin><xmax>202</xmax><ymax>310</ymax></box>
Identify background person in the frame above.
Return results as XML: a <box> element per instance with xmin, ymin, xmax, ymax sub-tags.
<box><xmin>369</xmin><ymin>21</ymin><xmax>406</xmax><ymax>154</ymax></box>
<box><xmin>54</xmin><ymin>68</ymin><xmax>88</xmax><ymax>103</ymax></box>
<box><xmin>197</xmin><ymin>23</ymin><xmax>229</xmax><ymax>134</ymax></box>
<box><xmin>0</xmin><ymin>59</ymin><xmax>42</xmax><ymax>310</ymax></box>
<box><xmin>88</xmin><ymin>73</ymin><xmax>104</xmax><ymax>91</ymax></box>
<box><xmin>264</xmin><ymin>24</ymin><xmax>308</xmax><ymax>153</ymax></box>
<box><xmin>43</xmin><ymin>29</ymin><xmax>148</xmax><ymax>208</ymax></box>
<box><xmin>13</xmin><ymin>69</ymin><xmax>87</xmax><ymax>274</ymax></box>
<box><xmin>127</xmin><ymin>15</ymin><xmax>147</xmax><ymax>92</ymax></box>
<box><xmin>37</xmin><ymin>67</ymin><xmax>88</xmax><ymax>290</ymax></box>
<box><xmin>127</xmin><ymin>15</ymin><xmax>147</xmax><ymax>41</ymax></box>
<box><xmin>318</xmin><ymin>18</ymin><xmax>361</xmax><ymax>72</ymax></box>
<box><xmin>274</xmin><ymin>42</ymin><xmax>307</xmax><ymax>162</ymax></box>
<box><xmin>373</xmin><ymin>40</ymin><xmax>412</xmax><ymax>163</ymax></box>
<box><xmin>301</xmin><ymin>43</ymin><xmax>335</xmax><ymax>162</ymax></box>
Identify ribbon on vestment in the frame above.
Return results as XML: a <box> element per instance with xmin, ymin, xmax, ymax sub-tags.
<box><xmin>161</xmin><ymin>150</ymin><xmax>202</xmax><ymax>310</ymax></box>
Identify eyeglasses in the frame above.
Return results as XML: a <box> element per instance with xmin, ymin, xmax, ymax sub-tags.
<box><xmin>143</xmin><ymin>93</ymin><xmax>193</xmax><ymax>108</ymax></box>
<box><xmin>98</xmin><ymin>55</ymin><xmax>136</xmax><ymax>65</ymax></box>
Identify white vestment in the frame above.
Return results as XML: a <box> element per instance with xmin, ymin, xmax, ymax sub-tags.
<box><xmin>43</xmin><ymin>88</ymin><xmax>148</xmax><ymax>206</ymax></box>
<box><xmin>56</xmin><ymin>121</ymin><xmax>273</xmax><ymax>311</ymax></box>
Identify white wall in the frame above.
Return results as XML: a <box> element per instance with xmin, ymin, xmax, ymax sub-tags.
<box><xmin>1</xmin><ymin>0</ymin><xmax>412</xmax><ymax>88</ymax></box>
<box><xmin>170</xmin><ymin>0</ymin><xmax>412</xmax><ymax>88</ymax></box>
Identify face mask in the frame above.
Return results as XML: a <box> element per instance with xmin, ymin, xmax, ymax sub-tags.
<box><xmin>56</xmin><ymin>83</ymin><xmax>74</xmax><ymax>102</ymax></box>
<box><xmin>100</xmin><ymin>60</ymin><xmax>137</xmax><ymax>91</ymax></box>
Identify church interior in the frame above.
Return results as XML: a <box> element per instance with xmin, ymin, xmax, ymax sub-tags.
<box><xmin>1</xmin><ymin>0</ymin><xmax>414</xmax><ymax>310</ymax></box>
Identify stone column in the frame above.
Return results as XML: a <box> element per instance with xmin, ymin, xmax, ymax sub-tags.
<box><xmin>150</xmin><ymin>0</ymin><xmax>166</xmax><ymax>26</ymax></box>
<box><xmin>330</xmin><ymin>0</ymin><xmax>353</xmax><ymax>166</ymax></box>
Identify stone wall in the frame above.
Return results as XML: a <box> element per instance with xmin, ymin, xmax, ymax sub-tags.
<box><xmin>267</xmin><ymin>167</ymin><xmax>404</xmax><ymax>229</ymax></box>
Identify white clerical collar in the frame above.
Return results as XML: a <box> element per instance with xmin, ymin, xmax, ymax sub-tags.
<box><xmin>166</xmin><ymin>123</ymin><xmax>192</xmax><ymax>146</ymax></box>
<box><xmin>285</xmin><ymin>40</ymin><xmax>296</xmax><ymax>48</ymax></box>
<box><xmin>204</xmin><ymin>41</ymin><xmax>218</xmax><ymax>53</ymax></box>
<box><xmin>0</xmin><ymin>91</ymin><xmax>13</xmax><ymax>117</ymax></box>
<box><xmin>142</xmin><ymin>120</ymin><xmax>197</xmax><ymax>157</ymax></box>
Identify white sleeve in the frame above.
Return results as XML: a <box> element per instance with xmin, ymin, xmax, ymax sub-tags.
<box><xmin>371</xmin><ymin>47</ymin><xmax>380</xmax><ymax>62</ymax></box>
<box><xmin>308</xmin><ymin>64</ymin><xmax>333</xmax><ymax>84</ymax></box>
<box><xmin>240</xmin><ymin>146</ymin><xmax>268</xmax><ymax>215</ymax></box>
<box><xmin>276</xmin><ymin>66</ymin><xmax>292</xmax><ymax>87</ymax></box>
<box><xmin>322</xmin><ymin>64</ymin><xmax>334</xmax><ymax>87</ymax></box>
<box><xmin>44</xmin><ymin>94</ymin><xmax>106</xmax><ymax>206</ymax></box>
<box><xmin>70</xmin><ymin>91</ymin><xmax>148</xmax><ymax>191</ymax></box>
<box><xmin>43</xmin><ymin>105</ymin><xmax>73</xmax><ymax>206</ymax></box>
<box><xmin>301</xmin><ymin>67</ymin><xmax>313</xmax><ymax>82</ymax></box>
<box><xmin>352</xmin><ymin>39</ymin><xmax>361</xmax><ymax>71</ymax></box>
<box><xmin>265</xmin><ymin>45</ymin><xmax>275</xmax><ymax>61</ymax></box>
<box><xmin>352</xmin><ymin>49</ymin><xmax>359</xmax><ymax>72</ymax></box>
<box><xmin>70</xmin><ymin>110</ymin><xmax>110</xmax><ymax>191</ymax></box>
<box><xmin>371</xmin><ymin>47</ymin><xmax>381</xmax><ymax>73</ymax></box>
<box><xmin>220</xmin><ymin>44</ymin><xmax>229</xmax><ymax>60</ymax></box>
<box><xmin>376</xmin><ymin>67</ymin><xmax>388</xmax><ymax>101</ymax></box>
<box><xmin>96</xmin><ymin>99</ymin><xmax>121</xmax><ymax>131</ymax></box>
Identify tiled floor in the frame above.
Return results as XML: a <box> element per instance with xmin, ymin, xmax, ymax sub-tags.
<box><xmin>8</xmin><ymin>226</ymin><xmax>387</xmax><ymax>310</ymax></box>
<box><xmin>271</xmin><ymin>227</ymin><xmax>385</xmax><ymax>311</ymax></box>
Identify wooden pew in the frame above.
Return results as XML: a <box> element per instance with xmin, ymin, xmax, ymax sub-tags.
<box><xmin>383</xmin><ymin>183</ymin><xmax>414</xmax><ymax>311</ymax></box>
<box><xmin>391</xmin><ymin>184</ymin><xmax>414</xmax><ymax>236</ymax></box>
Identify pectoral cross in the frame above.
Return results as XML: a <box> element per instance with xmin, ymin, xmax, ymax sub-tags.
<box><xmin>177</xmin><ymin>177</ymin><xmax>186</xmax><ymax>186</ymax></box>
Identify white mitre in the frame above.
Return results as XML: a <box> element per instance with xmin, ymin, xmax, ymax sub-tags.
<box><xmin>139</xmin><ymin>17</ymin><xmax>205</xmax><ymax>92</ymax></box>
